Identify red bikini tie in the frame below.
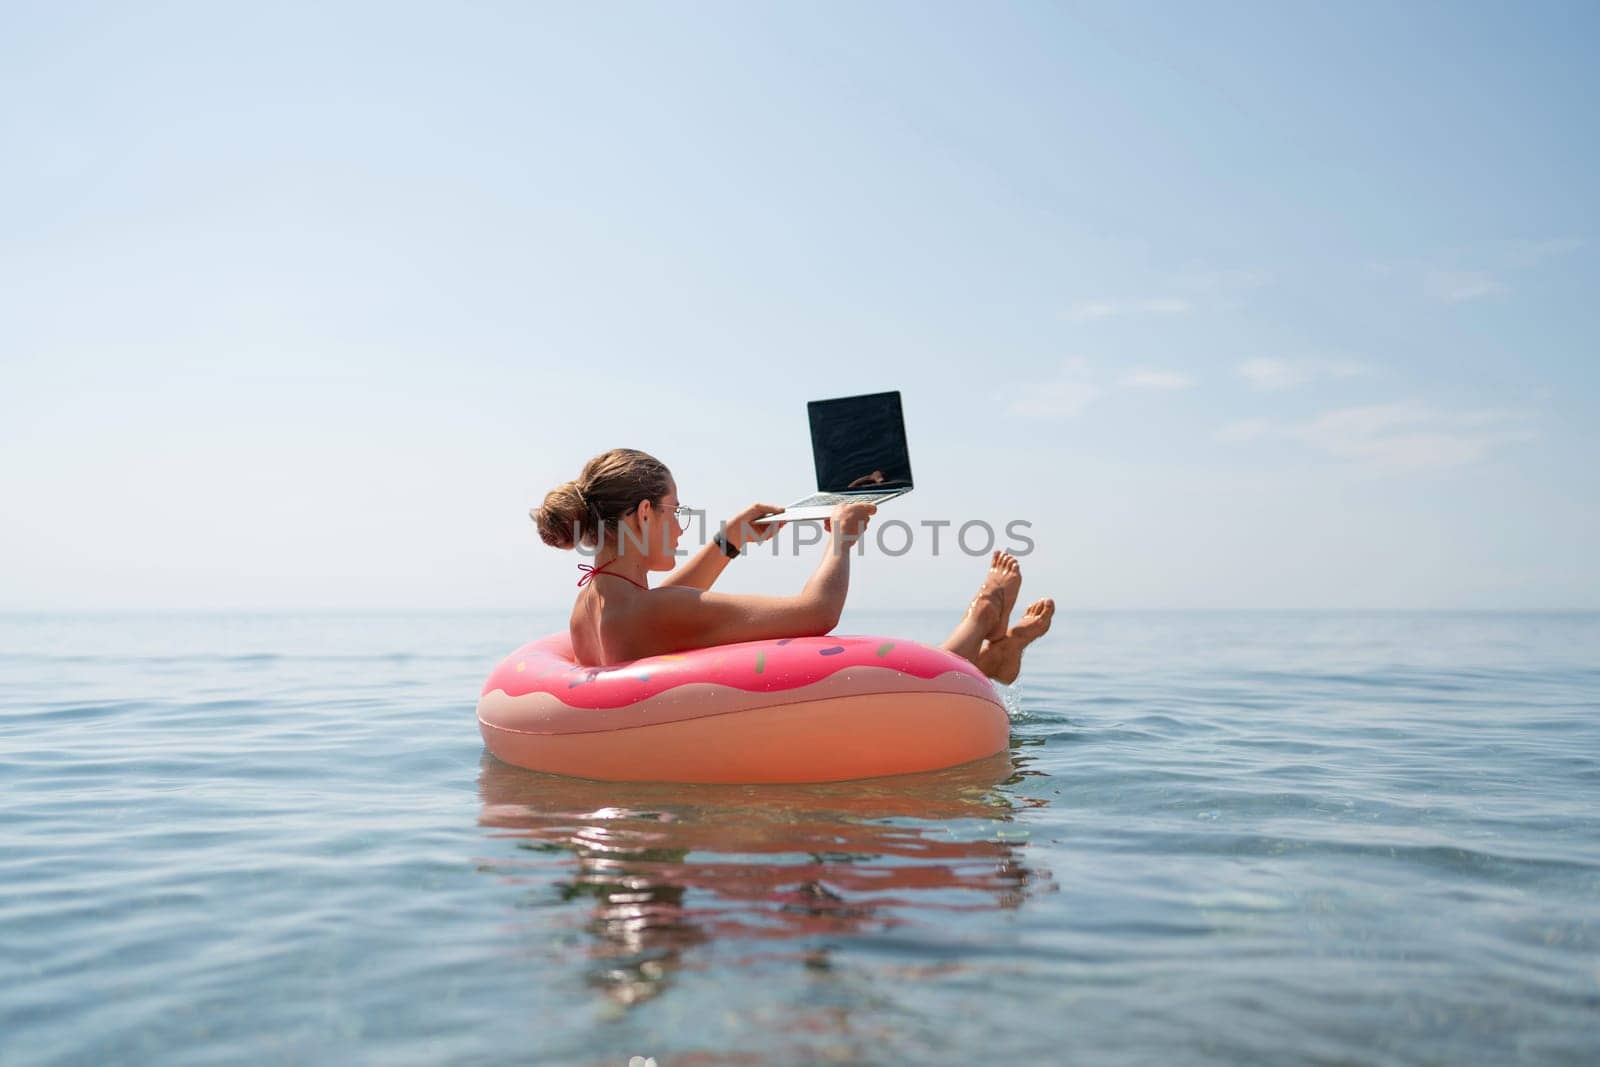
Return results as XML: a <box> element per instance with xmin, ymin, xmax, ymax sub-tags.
<box><xmin>576</xmin><ymin>559</ymin><xmax>649</xmax><ymax>591</ymax></box>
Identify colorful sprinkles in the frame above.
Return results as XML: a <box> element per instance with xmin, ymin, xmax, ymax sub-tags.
<box><xmin>486</xmin><ymin>632</ymin><xmax>986</xmax><ymax>709</ymax></box>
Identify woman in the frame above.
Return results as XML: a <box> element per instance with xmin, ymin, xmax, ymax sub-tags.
<box><xmin>533</xmin><ymin>448</ymin><xmax>1053</xmax><ymax>679</ymax></box>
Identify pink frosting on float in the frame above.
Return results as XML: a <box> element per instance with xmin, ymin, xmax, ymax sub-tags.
<box><xmin>481</xmin><ymin>632</ymin><xmax>988</xmax><ymax>711</ymax></box>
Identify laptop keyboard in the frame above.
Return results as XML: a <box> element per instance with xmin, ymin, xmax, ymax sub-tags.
<box><xmin>787</xmin><ymin>491</ymin><xmax>899</xmax><ymax>509</ymax></box>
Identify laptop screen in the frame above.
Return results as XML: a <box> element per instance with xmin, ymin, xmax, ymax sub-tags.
<box><xmin>807</xmin><ymin>391</ymin><xmax>914</xmax><ymax>494</ymax></box>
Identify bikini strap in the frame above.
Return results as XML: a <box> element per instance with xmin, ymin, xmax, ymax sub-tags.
<box><xmin>576</xmin><ymin>560</ymin><xmax>649</xmax><ymax>591</ymax></box>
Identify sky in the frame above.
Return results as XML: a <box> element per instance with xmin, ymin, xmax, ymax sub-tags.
<box><xmin>2</xmin><ymin>1</ymin><xmax>1597</xmax><ymax>612</ymax></box>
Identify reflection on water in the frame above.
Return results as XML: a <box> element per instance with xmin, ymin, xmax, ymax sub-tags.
<box><xmin>476</xmin><ymin>749</ymin><xmax>1053</xmax><ymax>1009</ymax></box>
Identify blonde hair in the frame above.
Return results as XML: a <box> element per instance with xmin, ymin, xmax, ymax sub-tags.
<box><xmin>532</xmin><ymin>448</ymin><xmax>672</xmax><ymax>550</ymax></box>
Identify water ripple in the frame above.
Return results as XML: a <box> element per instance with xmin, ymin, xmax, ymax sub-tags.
<box><xmin>2</xmin><ymin>611</ymin><xmax>1599</xmax><ymax>1065</ymax></box>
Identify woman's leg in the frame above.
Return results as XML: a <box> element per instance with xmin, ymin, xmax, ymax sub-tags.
<box><xmin>940</xmin><ymin>587</ymin><xmax>1003</xmax><ymax>666</ymax></box>
<box><xmin>939</xmin><ymin>552</ymin><xmax>1019</xmax><ymax>665</ymax></box>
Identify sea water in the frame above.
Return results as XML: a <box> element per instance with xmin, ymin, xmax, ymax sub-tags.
<box><xmin>2</xmin><ymin>611</ymin><xmax>1597</xmax><ymax>1065</ymax></box>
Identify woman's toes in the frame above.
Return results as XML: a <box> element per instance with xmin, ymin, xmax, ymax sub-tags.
<box><xmin>1010</xmin><ymin>598</ymin><xmax>1055</xmax><ymax>641</ymax></box>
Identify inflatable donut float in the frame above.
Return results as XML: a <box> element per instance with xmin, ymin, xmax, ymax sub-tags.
<box><xmin>477</xmin><ymin>633</ymin><xmax>1009</xmax><ymax>783</ymax></box>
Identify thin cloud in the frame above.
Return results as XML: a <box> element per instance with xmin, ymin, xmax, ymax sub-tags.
<box><xmin>1119</xmin><ymin>369</ymin><xmax>1194</xmax><ymax>390</ymax></box>
<box><xmin>1218</xmin><ymin>403</ymin><xmax>1535</xmax><ymax>472</ymax></box>
<box><xmin>1236</xmin><ymin>357</ymin><xmax>1372</xmax><ymax>391</ymax></box>
<box><xmin>1424</xmin><ymin>270</ymin><xmax>1509</xmax><ymax>304</ymax></box>
<box><xmin>1376</xmin><ymin>238</ymin><xmax>1582</xmax><ymax>304</ymax></box>
<box><xmin>1010</xmin><ymin>358</ymin><xmax>1101</xmax><ymax>418</ymax></box>
<box><xmin>1175</xmin><ymin>268</ymin><xmax>1271</xmax><ymax>294</ymax></box>
<box><xmin>1064</xmin><ymin>298</ymin><xmax>1192</xmax><ymax>322</ymax></box>
<box><xmin>1215</xmin><ymin>417</ymin><xmax>1275</xmax><ymax>442</ymax></box>
<box><xmin>1011</xmin><ymin>358</ymin><xmax>1194</xmax><ymax>417</ymax></box>
<box><xmin>1237</xmin><ymin>358</ymin><xmax>1308</xmax><ymax>391</ymax></box>
<box><xmin>1065</xmin><ymin>267</ymin><xmax>1268</xmax><ymax>321</ymax></box>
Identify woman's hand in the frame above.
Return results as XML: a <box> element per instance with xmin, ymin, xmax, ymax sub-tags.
<box><xmin>823</xmin><ymin>501</ymin><xmax>876</xmax><ymax>546</ymax></box>
<box><xmin>725</xmin><ymin>502</ymin><xmax>785</xmax><ymax>550</ymax></box>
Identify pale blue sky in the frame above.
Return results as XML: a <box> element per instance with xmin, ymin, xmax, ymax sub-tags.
<box><xmin>3</xmin><ymin>2</ymin><xmax>1596</xmax><ymax>611</ymax></box>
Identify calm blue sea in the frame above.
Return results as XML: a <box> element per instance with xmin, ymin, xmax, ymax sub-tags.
<box><xmin>2</xmin><ymin>611</ymin><xmax>1598</xmax><ymax>1066</ymax></box>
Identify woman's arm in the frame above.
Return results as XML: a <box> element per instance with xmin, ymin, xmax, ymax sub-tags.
<box><xmin>658</xmin><ymin>539</ymin><xmax>734</xmax><ymax>592</ymax></box>
<box><xmin>659</xmin><ymin>503</ymin><xmax>785</xmax><ymax>591</ymax></box>
<box><xmin>621</xmin><ymin>503</ymin><xmax>874</xmax><ymax>657</ymax></box>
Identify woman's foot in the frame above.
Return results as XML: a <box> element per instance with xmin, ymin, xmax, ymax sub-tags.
<box><xmin>977</xmin><ymin>551</ymin><xmax>1022</xmax><ymax>642</ymax></box>
<box><xmin>977</xmin><ymin>598</ymin><xmax>1055</xmax><ymax>685</ymax></box>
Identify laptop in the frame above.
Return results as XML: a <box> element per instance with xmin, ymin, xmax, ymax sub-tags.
<box><xmin>753</xmin><ymin>390</ymin><xmax>914</xmax><ymax>524</ymax></box>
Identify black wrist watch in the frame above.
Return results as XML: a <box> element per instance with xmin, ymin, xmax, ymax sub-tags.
<box><xmin>712</xmin><ymin>531</ymin><xmax>740</xmax><ymax>559</ymax></box>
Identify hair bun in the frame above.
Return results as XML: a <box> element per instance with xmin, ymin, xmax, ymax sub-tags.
<box><xmin>531</xmin><ymin>449</ymin><xmax>672</xmax><ymax>553</ymax></box>
<box><xmin>532</xmin><ymin>480</ymin><xmax>586</xmax><ymax>550</ymax></box>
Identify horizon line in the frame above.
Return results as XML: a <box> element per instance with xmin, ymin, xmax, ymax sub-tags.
<box><xmin>3</xmin><ymin>607</ymin><xmax>1598</xmax><ymax>617</ymax></box>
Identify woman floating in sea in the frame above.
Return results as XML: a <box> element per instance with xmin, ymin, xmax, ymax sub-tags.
<box><xmin>533</xmin><ymin>448</ymin><xmax>1053</xmax><ymax>680</ymax></box>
